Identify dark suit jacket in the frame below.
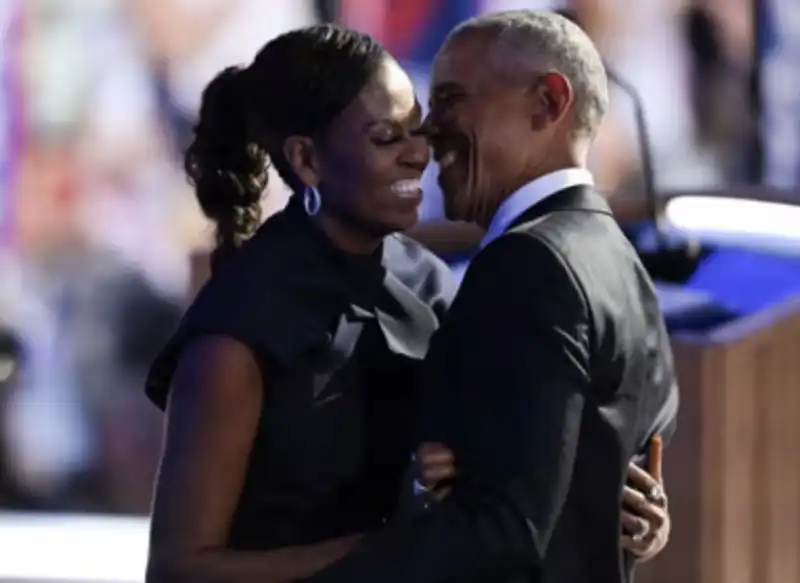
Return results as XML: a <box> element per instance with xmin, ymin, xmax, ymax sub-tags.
<box><xmin>303</xmin><ymin>186</ymin><xmax>679</xmax><ymax>583</ymax></box>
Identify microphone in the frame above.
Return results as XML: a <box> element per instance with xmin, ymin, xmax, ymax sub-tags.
<box><xmin>607</xmin><ymin>63</ymin><xmax>704</xmax><ymax>281</ymax></box>
<box><xmin>553</xmin><ymin>10</ymin><xmax>660</xmax><ymax>237</ymax></box>
<box><xmin>555</xmin><ymin>8</ymin><xmax>703</xmax><ymax>282</ymax></box>
<box><xmin>602</xmin><ymin>66</ymin><xmax>663</xmax><ymax>245</ymax></box>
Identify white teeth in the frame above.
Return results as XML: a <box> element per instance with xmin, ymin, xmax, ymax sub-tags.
<box><xmin>390</xmin><ymin>179</ymin><xmax>421</xmax><ymax>197</ymax></box>
<box><xmin>440</xmin><ymin>151</ymin><xmax>456</xmax><ymax>169</ymax></box>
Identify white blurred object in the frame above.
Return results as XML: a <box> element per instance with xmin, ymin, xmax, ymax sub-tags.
<box><xmin>761</xmin><ymin>0</ymin><xmax>800</xmax><ymax>188</ymax></box>
<box><xmin>2</xmin><ymin>378</ymin><xmax>92</xmax><ymax>497</ymax></box>
<box><xmin>167</xmin><ymin>0</ymin><xmax>316</xmax><ymax>116</ymax></box>
<box><xmin>0</xmin><ymin>254</ymin><xmax>93</xmax><ymax>498</ymax></box>
<box><xmin>83</xmin><ymin>15</ymin><xmax>160</xmax><ymax>151</ymax></box>
<box><xmin>25</xmin><ymin>0</ymin><xmax>121</xmax><ymax>138</ymax></box>
<box><xmin>594</xmin><ymin>0</ymin><xmax>722</xmax><ymax>189</ymax></box>
<box><xmin>664</xmin><ymin>196</ymin><xmax>800</xmax><ymax>254</ymax></box>
<box><xmin>0</xmin><ymin>512</ymin><xmax>149</xmax><ymax>582</ymax></box>
<box><xmin>77</xmin><ymin>164</ymin><xmax>191</xmax><ymax>300</ymax></box>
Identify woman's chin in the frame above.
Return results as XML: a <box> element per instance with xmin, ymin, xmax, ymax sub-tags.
<box><xmin>383</xmin><ymin>208</ymin><xmax>421</xmax><ymax>235</ymax></box>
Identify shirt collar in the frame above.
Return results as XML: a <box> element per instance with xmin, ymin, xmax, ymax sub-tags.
<box><xmin>480</xmin><ymin>168</ymin><xmax>594</xmax><ymax>248</ymax></box>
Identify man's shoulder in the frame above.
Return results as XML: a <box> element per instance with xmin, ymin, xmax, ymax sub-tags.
<box><xmin>457</xmin><ymin>209</ymin><xmax>630</xmax><ymax>316</ymax></box>
<box><xmin>512</xmin><ymin>204</ymin><xmax>617</xmax><ymax>256</ymax></box>
<box><xmin>472</xmin><ymin>229</ymin><xmax>568</xmax><ymax>275</ymax></box>
<box><xmin>459</xmin><ymin>232</ymin><xmax>578</xmax><ymax>303</ymax></box>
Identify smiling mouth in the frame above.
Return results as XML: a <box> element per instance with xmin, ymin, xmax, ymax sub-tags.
<box><xmin>435</xmin><ymin>145</ymin><xmax>466</xmax><ymax>187</ymax></box>
<box><xmin>433</xmin><ymin>132</ymin><xmax>468</xmax><ymax>172</ymax></box>
<box><xmin>390</xmin><ymin>179</ymin><xmax>422</xmax><ymax>199</ymax></box>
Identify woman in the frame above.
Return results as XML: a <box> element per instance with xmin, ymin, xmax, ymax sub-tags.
<box><xmin>144</xmin><ymin>24</ymin><xmax>668</xmax><ymax>583</ymax></box>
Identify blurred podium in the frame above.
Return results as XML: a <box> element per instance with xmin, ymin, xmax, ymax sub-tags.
<box><xmin>636</xmin><ymin>296</ymin><xmax>800</xmax><ymax>583</ymax></box>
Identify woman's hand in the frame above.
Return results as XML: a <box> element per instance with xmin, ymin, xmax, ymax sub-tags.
<box><xmin>621</xmin><ymin>437</ymin><xmax>670</xmax><ymax>562</ymax></box>
<box><xmin>415</xmin><ymin>439</ymin><xmax>672</xmax><ymax>564</ymax></box>
<box><xmin>414</xmin><ymin>442</ymin><xmax>456</xmax><ymax>501</ymax></box>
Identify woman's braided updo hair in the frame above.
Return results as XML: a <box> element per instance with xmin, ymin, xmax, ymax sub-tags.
<box><xmin>184</xmin><ymin>24</ymin><xmax>388</xmax><ymax>272</ymax></box>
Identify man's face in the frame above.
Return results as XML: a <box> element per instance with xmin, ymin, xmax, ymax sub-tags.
<box><xmin>425</xmin><ymin>33</ymin><xmax>531</xmax><ymax>223</ymax></box>
<box><xmin>426</xmin><ymin>32</ymin><xmax>571</xmax><ymax>224</ymax></box>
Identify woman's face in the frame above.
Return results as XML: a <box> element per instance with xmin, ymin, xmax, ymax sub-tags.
<box><xmin>315</xmin><ymin>57</ymin><xmax>430</xmax><ymax>237</ymax></box>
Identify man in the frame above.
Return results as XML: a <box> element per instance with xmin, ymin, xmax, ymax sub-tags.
<box><xmin>305</xmin><ymin>10</ymin><xmax>678</xmax><ymax>583</ymax></box>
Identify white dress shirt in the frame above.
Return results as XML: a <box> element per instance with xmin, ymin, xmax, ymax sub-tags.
<box><xmin>480</xmin><ymin>168</ymin><xmax>594</xmax><ymax>248</ymax></box>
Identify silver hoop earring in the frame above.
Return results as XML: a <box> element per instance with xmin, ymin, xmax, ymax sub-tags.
<box><xmin>303</xmin><ymin>185</ymin><xmax>321</xmax><ymax>216</ymax></box>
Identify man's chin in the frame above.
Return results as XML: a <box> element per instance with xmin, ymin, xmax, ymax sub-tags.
<box><xmin>443</xmin><ymin>206</ymin><xmax>464</xmax><ymax>222</ymax></box>
<box><xmin>441</xmin><ymin>186</ymin><xmax>469</xmax><ymax>222</ymax></box>
<box><xmin>442</xmin><ymin>200</ymin><xmax>464</xmax><ymax>222</ymax></box>
<box><xmin>443</xmin><ymin>198</ymin><xmax>473</xmax><ymax>223</ymax></box>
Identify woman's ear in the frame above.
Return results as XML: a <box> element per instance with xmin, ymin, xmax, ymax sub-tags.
<box><xmin>282</xmin><ymin>136</ymin><xmax>322</xmax><ymax>188</ymax></box>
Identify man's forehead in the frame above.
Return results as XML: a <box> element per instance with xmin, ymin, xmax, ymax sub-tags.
<box><xmin>432</xmin><ymin>30</ymin><xmax>531</xmax><ymax>87</ymax></box>
<box><xmin>432</xmin><ymin>34</ymin><xmax>492</xmax><ymax>86</ymax></box>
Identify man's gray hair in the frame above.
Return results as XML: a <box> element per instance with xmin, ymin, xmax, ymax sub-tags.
<box><xmin>445</xmin><ymin>10</ymin><xmax>609</xmax><ymax>136</ymax></box>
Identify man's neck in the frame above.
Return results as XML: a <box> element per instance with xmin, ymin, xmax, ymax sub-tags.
<box><xmin>477</xmin><ymin>166</ymin><xmax>594</xmax><ymax>248</ymax></box>
<box><xmin>476</xmin><ymin>160</ymin><xmax>587</xmax><ymax>229</ymax></box>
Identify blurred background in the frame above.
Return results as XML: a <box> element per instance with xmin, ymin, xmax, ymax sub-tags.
<box><xmin>1</xmin><ymin>0</ymin><xmax>799</xmax><ymax>581</ymax></box>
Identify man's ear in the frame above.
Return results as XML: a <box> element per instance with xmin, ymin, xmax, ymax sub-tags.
<box><xmin>528</xmin><ymin>72</ymin><xmax>573</xmax><ymax>129</ymax></box>
<box><xmin>282</xmin><ymin>135</ymin><xmax>322</xmax><ymax>188</ymax></box>
<box><xmin>540</xmin><ymin>71</ymin><xmax>573</xmax><ymax>123</ymax></box>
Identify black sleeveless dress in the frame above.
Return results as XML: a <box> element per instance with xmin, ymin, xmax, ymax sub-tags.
<box><xmin>145</xmin><ymin>198</ymin><xmax>456</xmax><ymax>551</ymax></box>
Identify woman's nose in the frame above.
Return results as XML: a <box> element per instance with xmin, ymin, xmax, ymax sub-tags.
<box><xmin>404</xmin><ymin>133</ymin><xmax>431</xmax><ymax>170</ymax></box>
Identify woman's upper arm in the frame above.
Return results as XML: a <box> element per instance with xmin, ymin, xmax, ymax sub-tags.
<box><xmin>148</xmin><ymin>335</ymin><xmax>264</xmax><ymax>560</ymax></box>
